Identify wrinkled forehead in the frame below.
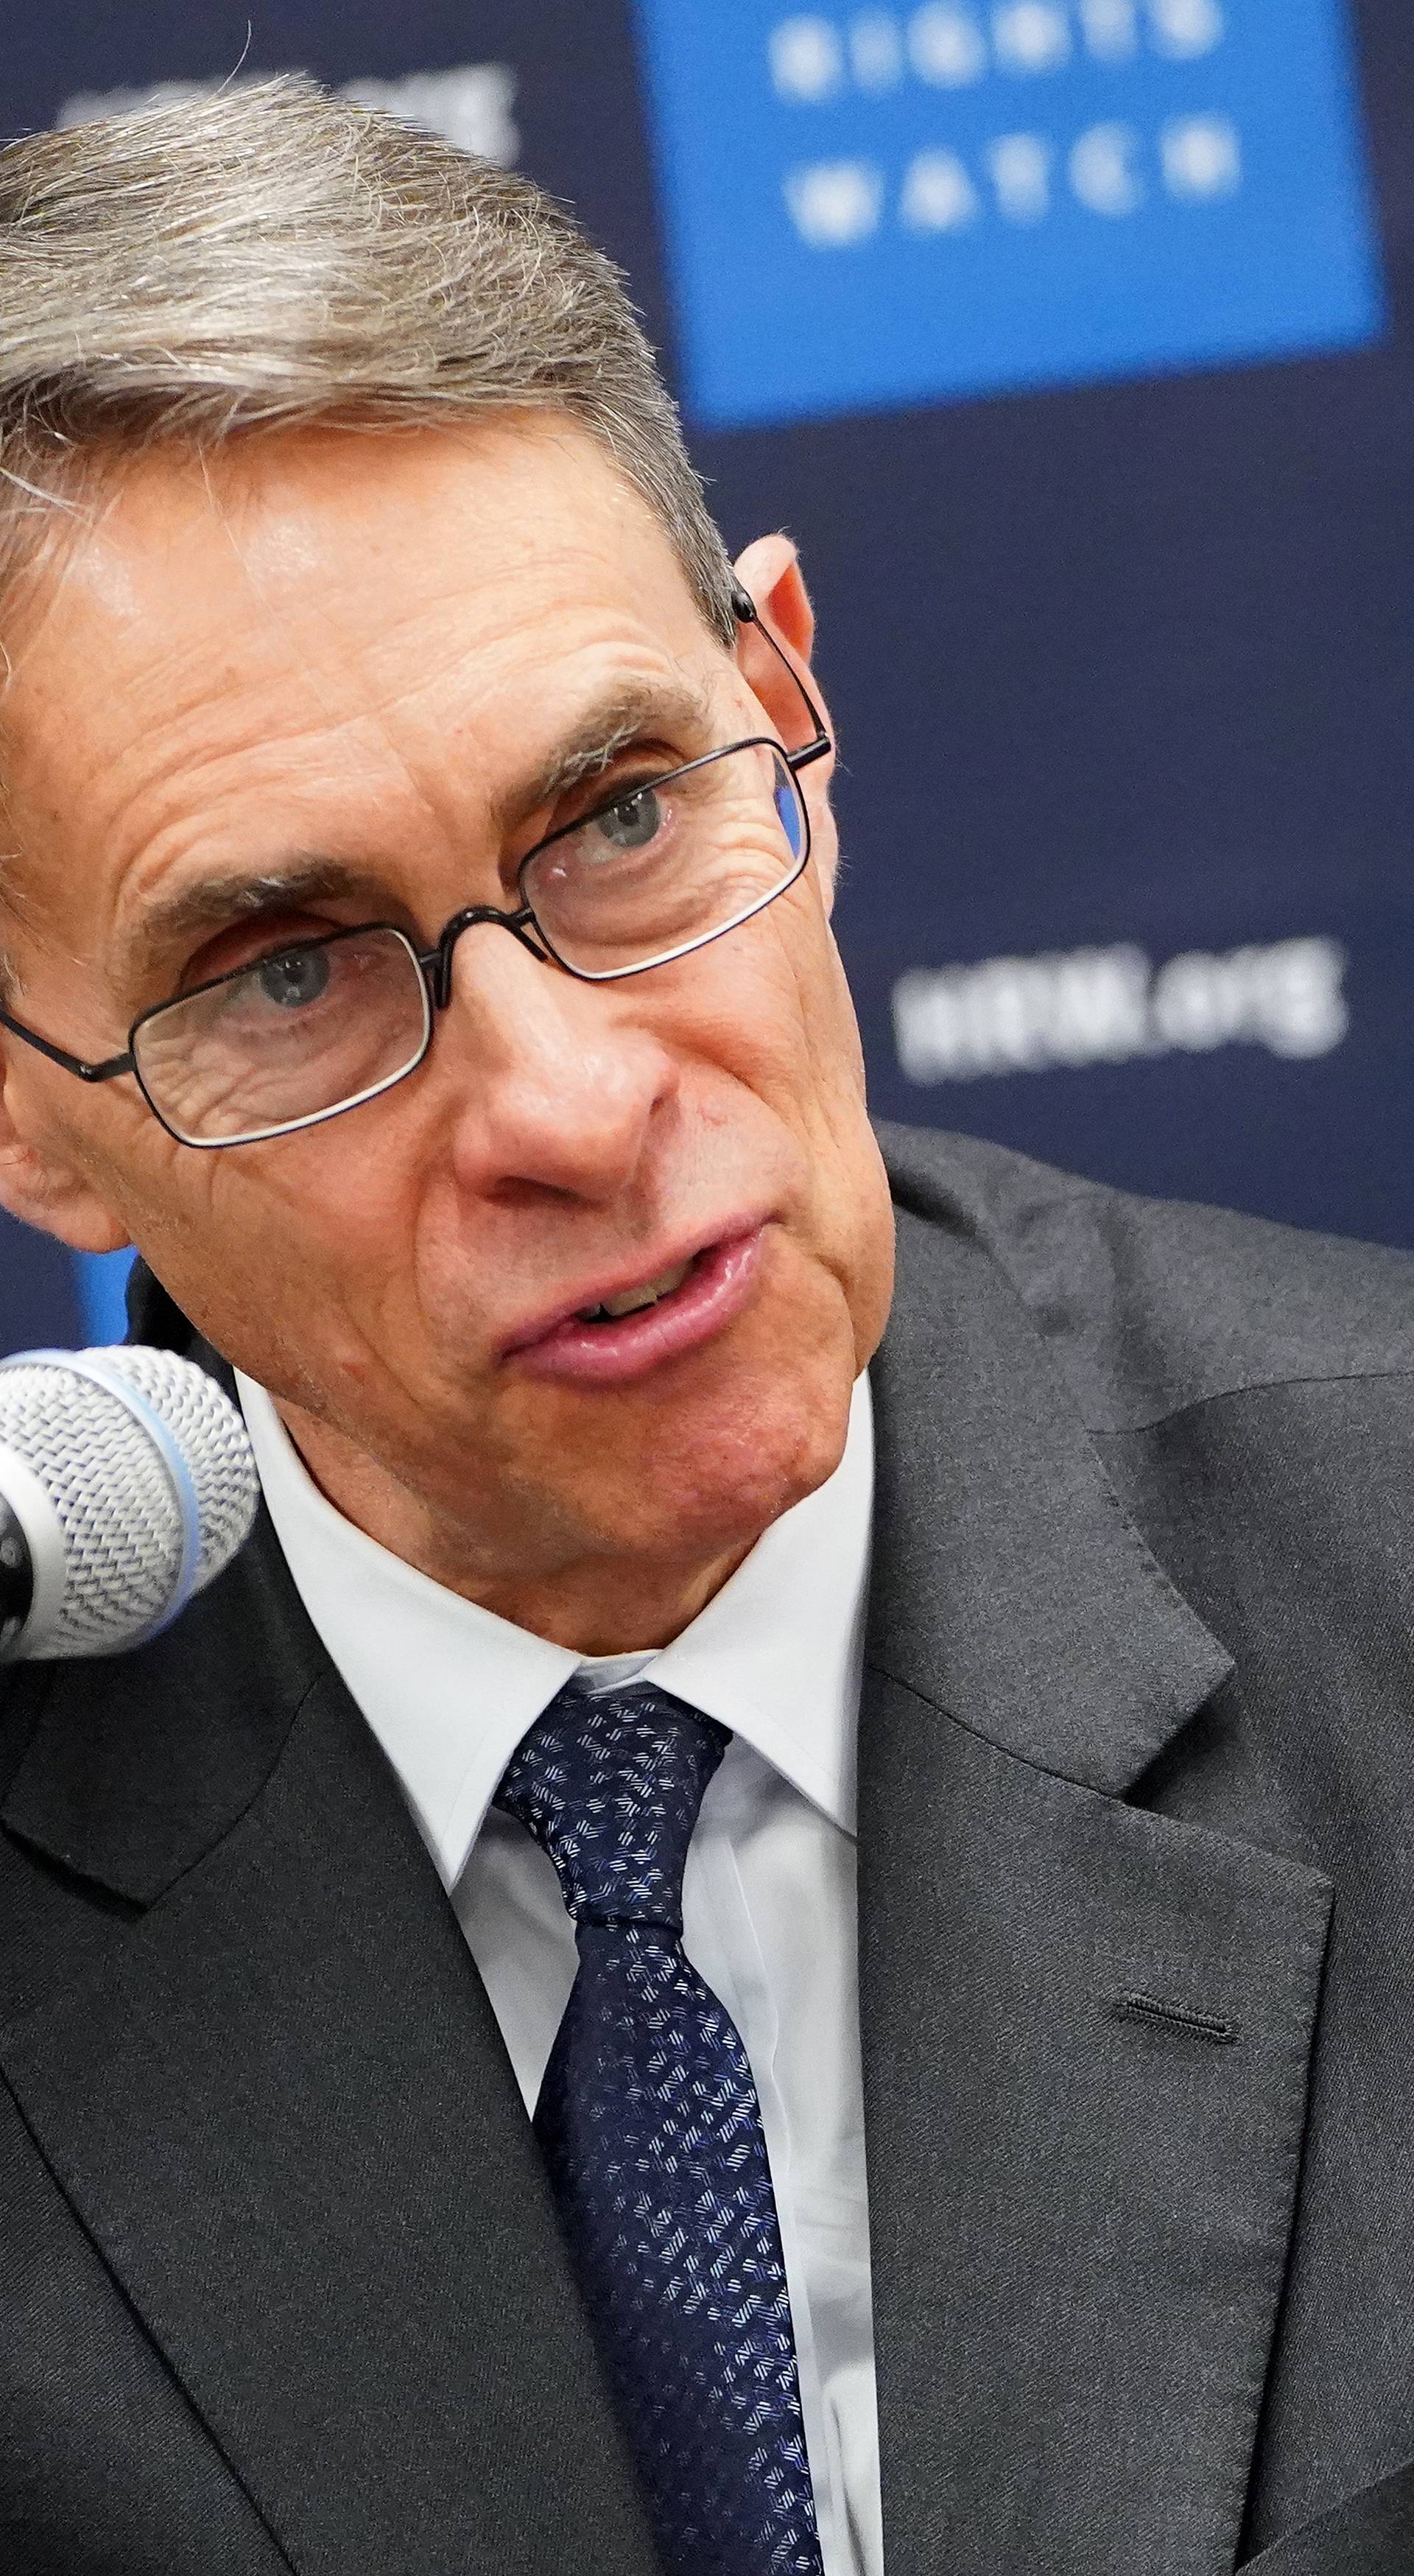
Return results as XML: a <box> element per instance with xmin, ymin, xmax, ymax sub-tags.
<box><xmin>0</xmin><ymin>418</ymin><xmax>725</xmax><ymax>894</ymax></box>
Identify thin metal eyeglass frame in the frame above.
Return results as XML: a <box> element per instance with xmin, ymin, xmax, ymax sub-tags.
<box><xmin>0</xmin><ymin>586</ymin><xmax>831</xmax><ymax>1148</ymax></box>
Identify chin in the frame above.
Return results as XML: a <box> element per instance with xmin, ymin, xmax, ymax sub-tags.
<box><xmin>580</xmin><ymin>1352</ymin><xmax>854</xmax><ymax>1564</ymax></box>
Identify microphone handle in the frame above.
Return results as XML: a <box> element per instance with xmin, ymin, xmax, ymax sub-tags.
<box><xmin>0</xmin><ymin>1495</ymin><xmax>33</xmax><ymax>1654</ymax></box>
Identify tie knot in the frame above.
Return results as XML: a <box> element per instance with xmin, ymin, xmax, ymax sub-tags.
<box><xmin>493</xmin><ymin>1679</ymin><xmax>729</xmax><ymax>1933</ymax></box>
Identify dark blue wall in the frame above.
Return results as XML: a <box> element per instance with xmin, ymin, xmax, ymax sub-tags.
<box><xmin>3</xmin><ymin>1</ymin><xmax>1411</xmax><ymax>1355</ymax></box>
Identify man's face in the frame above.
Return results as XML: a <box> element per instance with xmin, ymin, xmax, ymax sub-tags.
<box><xmin>0</xmin><ymin>421</ymin><xmax>894</xmax><ymax>1629</ymax></box>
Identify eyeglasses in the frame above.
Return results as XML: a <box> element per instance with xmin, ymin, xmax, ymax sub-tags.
<box><xmin>0</xmin><ymin>589</ymin><xmax>830</xmax><ymax>1150</ymax></box>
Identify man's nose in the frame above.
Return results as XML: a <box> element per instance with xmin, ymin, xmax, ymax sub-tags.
<box><xmin>432</xmin><ymin>918</ymin><xmax>680</xmax><ymax>1201</ymax></box>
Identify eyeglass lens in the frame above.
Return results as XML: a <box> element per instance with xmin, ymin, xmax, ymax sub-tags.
<box><xmin>528</xmin><ymin>739</ymin><xmax>805</xmax><ymax>976</ymax></box>
<box><xmin>133</xmin><ymin>740</ymin><xmax>808</xmax><ymax>1146</ymax></box>
<box><xmin>133</xmin><ymin>924</ymin><xmax>433</xmax><ymax>1147</ymax></box>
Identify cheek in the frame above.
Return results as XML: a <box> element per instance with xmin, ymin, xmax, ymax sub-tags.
<box><xmin>100</xmin><ymin>1095</ymin><xmax>429</xmax><ymax>1345</ymax></box>
<box><xmin>683</xmin><ymin>900</ymin><xmax>888</xmax><ymax>1277</ymax></box>
<box><xmin>686</xmin><ymin>893</ymin><xmax>866</xmax><ymax>1123</ymax></box>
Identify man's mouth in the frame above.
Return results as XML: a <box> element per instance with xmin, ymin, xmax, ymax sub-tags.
<box><xmin>503</xmin><ymin>1227</ymin><xmax>768</xmax><ymax>1388</ymax></box>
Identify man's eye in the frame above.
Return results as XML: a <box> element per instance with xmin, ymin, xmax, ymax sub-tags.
<box><xmin>249</xmin><ymin>946</ymin><xmax>334</xmax><ymax>1010</ymax></box>
<box><xmin>588</xmin><ymin>785</ymin><xmax>665</xmax><ymax>854</ymax></box>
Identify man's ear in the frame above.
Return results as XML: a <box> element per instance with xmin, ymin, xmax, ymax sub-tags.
<box><xmin>731</xmin><ymin>535</ymin><xmax>831</xmax><ymax>767</ymax></box>
<box><xmin>0</xmin><ymin>1062</ymin><xmax>132</xmax><ymax>1255</ymax></box>
<box><xmin>734</xmin><ymin>533</ymin><xmax>815</xmax><ymax>661</ymax></box>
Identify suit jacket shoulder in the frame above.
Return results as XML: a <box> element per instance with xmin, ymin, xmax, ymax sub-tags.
<box><xmin>876</xmin><ymin>1115</ymin><xmax>1414</xmax><ymax>1433</ymax></box>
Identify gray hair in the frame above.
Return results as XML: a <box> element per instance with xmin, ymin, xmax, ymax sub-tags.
<box><xmin>0</xmin><ymin>74</ymin><xmax>737</xmax><ymax>638</ymax></box>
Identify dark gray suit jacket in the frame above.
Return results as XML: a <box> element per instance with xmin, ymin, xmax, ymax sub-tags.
<box><xmin>2</xmin><ymin>1122</ymin><xmax>1413</xmax><ymax>2575</ymax></box>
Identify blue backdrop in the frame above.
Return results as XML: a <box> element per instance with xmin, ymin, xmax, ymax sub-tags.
<box><xmin>1</xmin><ymin>0</ymin><xmax>1411</xmax><ymax>1356</ymax></box>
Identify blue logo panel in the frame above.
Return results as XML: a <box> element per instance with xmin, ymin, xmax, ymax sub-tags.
<box><xmin>74</xmin><ymin>1246</ymin><xmax>137</xmax><ymax>1348</ymax></box>
<box><xmin>633</xmin><ymin>1</ymin><xmax>1386</xmax><ymax>427</ymax></box>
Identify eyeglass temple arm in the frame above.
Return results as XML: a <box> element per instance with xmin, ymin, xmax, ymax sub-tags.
<box><xmin>731</xmin><ymin>583</ymin><xmax>832</xmax><ymax>773</ymax></box>
<box><xmin>0</xmin><ymin>1001</ymin><xmax>133</xmax><ymax>1084</ymax></box>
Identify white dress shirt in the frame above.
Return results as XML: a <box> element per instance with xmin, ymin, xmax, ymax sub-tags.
<box><xmin>236</xmin><ymin>1367</ymin><xmax>882</xmax><ymax>2576</ymax></box>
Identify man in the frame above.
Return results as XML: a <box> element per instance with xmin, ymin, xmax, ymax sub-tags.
<box><xmin>0</xmin><ymin>75</ymin><xmax>1410</xmax><ymax>2576</ymax></box>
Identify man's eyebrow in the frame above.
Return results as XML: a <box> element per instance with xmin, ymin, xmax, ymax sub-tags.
<box><xmin>506</xmin><ymin>678</ymin><xmax>719</xmax><ymax>822</ymax></box>
<box><xmin>119</xmin><ymin>860</ymin><xmax>367</xmax><ymax>994</ymax></box>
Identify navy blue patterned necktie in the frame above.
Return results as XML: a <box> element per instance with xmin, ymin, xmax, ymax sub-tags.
<box><xmin>493</xmin><ymin>1678</ymin><xmax>824</xmax><ymax>2576</ymax></box>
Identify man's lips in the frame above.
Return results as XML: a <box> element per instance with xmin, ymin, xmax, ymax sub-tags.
<box><xmin>502</xmin><ymin>1225</ymin><xmax>769</xmax><ymax>1387</ymax></box>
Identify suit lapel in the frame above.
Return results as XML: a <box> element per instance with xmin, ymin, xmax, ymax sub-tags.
<box><xmin>860</xmin><ymin>1200</ymin><xmax>1333</xmax><ymax>2576</ymax></box>
<box><xmin>0</xmin><ymin>1512</ymin><xmax>660</xmax><ymax>2576</ymax></box>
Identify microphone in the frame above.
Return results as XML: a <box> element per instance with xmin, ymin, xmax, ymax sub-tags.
<box><xmin>0</xmin><ymin>1346</ymin><xmax>259</xmax><ymax>1661</ymax></box>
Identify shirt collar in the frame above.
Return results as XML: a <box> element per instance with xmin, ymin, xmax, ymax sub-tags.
<box><xmin>235</xmin><ymin>1370</ymin><xmax>873</xmax><ymax>1889</ymax></box>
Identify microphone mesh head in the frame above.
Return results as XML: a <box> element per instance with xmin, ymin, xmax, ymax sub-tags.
<box><xmin>0</xmin><ymin>1347</ymin><xmax>258</xmax><ymax>1657</ymax></box>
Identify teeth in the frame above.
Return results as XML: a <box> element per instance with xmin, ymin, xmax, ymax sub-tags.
<box><xmin>603</xmin><ymin>1262</ymin><xmax>689</xmax><ymax>1318</ymax></box>
<box><xmin>579</xmin><ymin>1260</ymin><xmax>691</xmax><ymax>1323</ymax></box>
